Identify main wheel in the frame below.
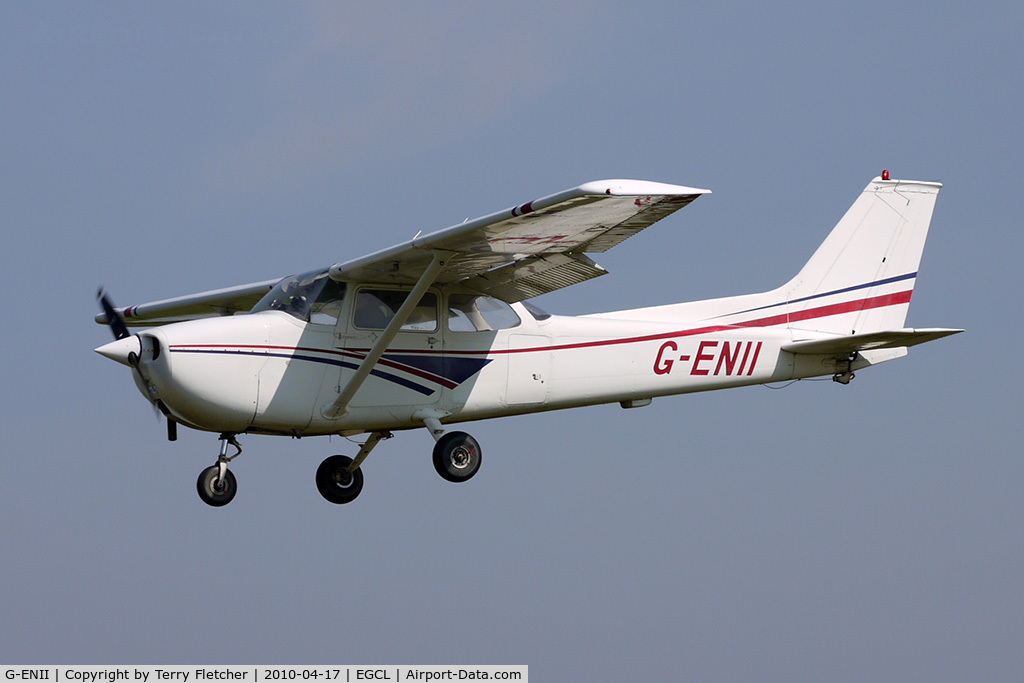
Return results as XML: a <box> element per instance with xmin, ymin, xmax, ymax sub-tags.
<box><xmin>197</xmin><ymin>465</ymin><xmax>237</xmax><ymax>507</ymax></box>
<box><xmin>316</xmin><ymin>455</ymin><xmax>364</xmax><ymax>504</ymax></box>
<box><xmin>432</xmin><ymin>431</ymin><xmax>482</xmax><ymax>483</ymax></box>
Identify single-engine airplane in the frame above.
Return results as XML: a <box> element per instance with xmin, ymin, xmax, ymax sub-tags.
<box><xmin>96</xmin><ymin>173</ymin><xmax>961</xmax><ymax>506</ymax></box>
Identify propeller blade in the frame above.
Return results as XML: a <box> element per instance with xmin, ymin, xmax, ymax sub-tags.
<box><xmin>97</xmin><ymin>288</ymin><xmax>130</xmax><ymax>340</ymax></box>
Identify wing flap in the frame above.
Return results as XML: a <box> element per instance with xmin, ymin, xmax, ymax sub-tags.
<box><xmin>782</xmin><ymin>328</ymin><xmax>963</xmax><ymax>356</ymax></box>
<box><xmin>460</xmin><ymin>252</ymin><xmax>608</xmax><ymax>302</ymax></box>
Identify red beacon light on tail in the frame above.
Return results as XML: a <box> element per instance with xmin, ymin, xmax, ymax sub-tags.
<box><xmin>882</xmin><ymin>170</ymin><xmax>890</xmax><ymax>180</ymax></box>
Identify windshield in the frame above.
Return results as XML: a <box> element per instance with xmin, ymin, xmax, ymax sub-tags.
<box><xmin>251</xmin><ymin>269</ymin><xmax>346</xmax><ymax>324</ymax></box>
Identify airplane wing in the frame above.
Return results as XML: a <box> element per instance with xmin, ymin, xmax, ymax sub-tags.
<box><xmin>328</xmin><ymin>179</ymin><xmax>710</xmax><ymax>302</ymax></box>
<box><xmin>782</xmin><ymin>328</ymin><xmax>963</xmax><ymax>356</ymax></box>
<box><xmin>96</xmin><ymin>179</ymin><xmax>709</xmax><ymax>328</ymax></box>
<box><xmin>94</xmin><ymin>278</ymin><xmax>280</xmax><ymax>327</ymax></box>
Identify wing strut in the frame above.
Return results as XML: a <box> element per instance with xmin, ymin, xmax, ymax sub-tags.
<box><xmin>322</xmin><ymin>251</ymin><xmax>452</xmax><ymax>420</ymax></box>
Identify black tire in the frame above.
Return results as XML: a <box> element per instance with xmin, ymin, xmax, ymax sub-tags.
<box><xmin>316</xmin><ymin>455</ymin><xmax>364</xmax><ymax>504</ymax></box>
<box><xmin>432</xmin><ymin>431</ymin><xmax>482</xmax><ymax>483</ymax></box>
<box><xmin>197</xmin><ymin>465</ymin><xmax>237</xmax><ymax>507</ymax></box>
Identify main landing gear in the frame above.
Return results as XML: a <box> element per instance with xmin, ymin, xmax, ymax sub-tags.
<box><xmin>315</xmin><ymin>430</ymin><xmax>391</xmax><ymax>504</ymax></box>
<box><xmin>313</xmin><ymin>425</ymin><xmax>483</xmax><ymax>505</ymax></box>
<box><xmin>431</xmin><ymin>431</ymin><xmax>482</xmax><ymax>483</ymax></box>
<box><xmin>420</xmin><ymin>413</ymin><xmax>482</xmax><ymax>484</ymax></box>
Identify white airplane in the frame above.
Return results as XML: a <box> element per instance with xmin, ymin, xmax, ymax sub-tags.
<box><xmin>96</xmin><ymin>173</ymin><xmax>961</xmax><ymax>506</ymax></box>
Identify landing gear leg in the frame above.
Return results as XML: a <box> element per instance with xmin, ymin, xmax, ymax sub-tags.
<box><xmin>316</xmin><ymin>431</ymin><xmax>391</xmax><ymax>505</ymax></box>
<box><xmin>196</xmin><ymin>433</ymin><xmax>242</xmax><ymax>507</ymax></box>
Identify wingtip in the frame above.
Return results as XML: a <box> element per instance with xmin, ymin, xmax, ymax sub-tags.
<box><xmin>579</xmin><ymin>179</ymin><xmax>712</xmax><ymax>197</ymax></box>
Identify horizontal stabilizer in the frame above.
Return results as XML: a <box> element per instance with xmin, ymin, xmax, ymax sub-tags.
<box><xmin>782</xmin><ymin>328</ymin><xmax>963</xmax><ymax>357</ymax></box>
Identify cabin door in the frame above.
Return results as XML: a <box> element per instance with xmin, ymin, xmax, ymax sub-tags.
<box><xmin>329</xmin><ymin>286</ymin><xmax>444</xmax><ymax>408</ymax></box>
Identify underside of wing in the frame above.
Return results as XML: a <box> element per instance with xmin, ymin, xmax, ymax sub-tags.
<box><xmin>328</xmin><ymin>179</ymin><xmax>709</xmax><ymax>302</ymax></box>
<box><xmin>782</xmin><ymin>328</ymin><xmax>963</xmax><ymax>357</ymax></box>
<box><xmin>94</xmin><ymin>278</ymin><xmax>280</xmax><ymax>327</ymax></box>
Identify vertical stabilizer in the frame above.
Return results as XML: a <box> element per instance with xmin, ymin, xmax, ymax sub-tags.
<box><xmin>779</xmin><ymin>176</ymin><xmax>942</xmax><ymax>336</ymax></box>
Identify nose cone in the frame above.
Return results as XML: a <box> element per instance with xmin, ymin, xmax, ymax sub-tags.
<box><xmin>95</xmin><ymin>335</ymin><xmax>141</xmax><ymax>366</ymax></box>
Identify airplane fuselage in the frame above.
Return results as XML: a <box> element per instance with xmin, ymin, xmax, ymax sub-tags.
<box><xmin>119</xmin><ymin>297</ymin><xmax>832</xmax><ymax>438</ymax></box>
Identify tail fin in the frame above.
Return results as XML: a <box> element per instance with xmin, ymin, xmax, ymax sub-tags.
<box><xmin>779</xmin><ymin>176</ymin><xmax>942</xmax><ymax>336</ymax></box>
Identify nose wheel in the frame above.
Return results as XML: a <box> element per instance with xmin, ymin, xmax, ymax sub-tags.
<box><xmin>196</xmin><ymin>433</ymin><xmax>242</xmax><ymax>507</ymax></box>
<box><xmin>197</xmin><ymin>465</ymin><xmax>237</xmax><ymax>507</ymax></box>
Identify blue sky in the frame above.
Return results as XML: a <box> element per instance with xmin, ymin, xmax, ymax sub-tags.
<box><xmin>2</xmin><ymin>2</ymin><xmax>1022</xmax><ymax>679</ymax></box>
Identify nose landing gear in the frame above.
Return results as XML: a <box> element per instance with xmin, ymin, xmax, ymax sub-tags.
<box><xmin>196</xmin><ymin>433</ymin><xmax>242</xmax><ymax>507</ymax></box>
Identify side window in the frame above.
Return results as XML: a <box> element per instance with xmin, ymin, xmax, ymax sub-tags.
<box><xmin>447</xmin><ymin>294</ymin><xmax>521</xmax><ymax>332</ymax></box>
<box><xmin>354</xmin><ymin>289</ymin><xmax>438</xmax><ymax>332</ymax></box>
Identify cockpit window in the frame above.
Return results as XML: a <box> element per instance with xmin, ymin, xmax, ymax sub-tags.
<box><xmin>251</xmin><ymin>269</ymin><xmax>346</xmax><ymax>325</ymax></box>
<box><xmin>447</xmin><ymin>294</ymin><xmax>521</xmax><ymax>332</ymax></box>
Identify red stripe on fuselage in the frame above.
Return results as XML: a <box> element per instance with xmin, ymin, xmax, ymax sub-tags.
<box><xmin>168</xmin><ymin>289</ymin><xmax>912</xmax><ymax>367</ymax></box>
<box><xmin>495</xmin><ymin>289</ymin><xmax>914</xmax><ymax>355</ymax></box>
<box><xmin>735</xmin><ymin>290</ymin><xmax>912</xmax><ymax>330</ymax></box>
